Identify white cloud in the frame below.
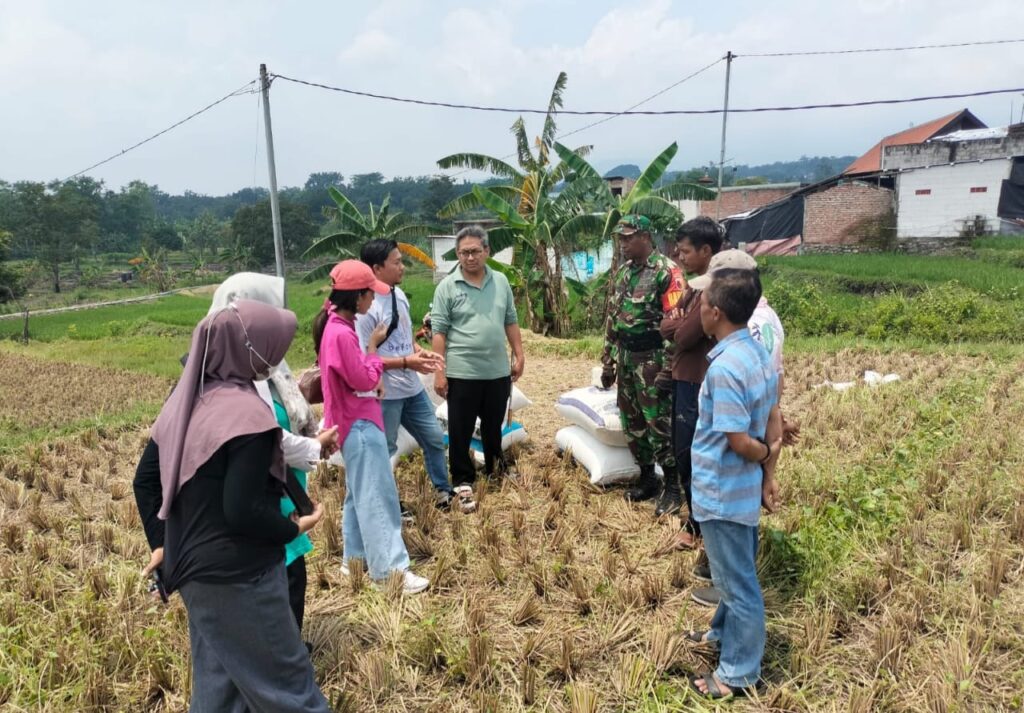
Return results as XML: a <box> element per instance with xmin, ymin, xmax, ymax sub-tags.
<box><xmin>339</xmin><ymin>29</ymin><xmax>402</xmax><ymax>66</ymax></box>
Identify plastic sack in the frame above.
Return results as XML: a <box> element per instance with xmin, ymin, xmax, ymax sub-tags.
<box><xmin>554</xmin><ymin>425</ymin><xmax>639</xmax><ymax>486</ymax></box>
<box><xmin>554</xmin><ymin>386</ymin><xmax>627</xmax><ymax>447</ymax></box>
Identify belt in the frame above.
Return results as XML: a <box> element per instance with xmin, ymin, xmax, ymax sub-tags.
<box><xmin>618</xmin><ymin>331</ymin><xmax>664</xmax><ymax>352</ymax></box>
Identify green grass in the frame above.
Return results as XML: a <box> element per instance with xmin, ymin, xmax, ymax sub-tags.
<box><xmin>760</xmin><ymin>252</ymin><xmax>1024</xmax><ymax>296</ymax></box>
<box><xmin>0</xmin><ymin>268</ymin><xmax>439</xmax><ymax>378</ymax></box>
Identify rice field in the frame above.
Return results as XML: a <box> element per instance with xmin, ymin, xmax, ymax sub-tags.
<box><xmin>1</xmin><ymin>339</ymin><xmax>1023</xmax><ymax>712</ymax></box>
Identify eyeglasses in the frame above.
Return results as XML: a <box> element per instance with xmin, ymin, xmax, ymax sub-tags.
<box><xmin>457</xmin><ymin>249</ymin><xmax>485</xmax><ymax>258</ymax></box>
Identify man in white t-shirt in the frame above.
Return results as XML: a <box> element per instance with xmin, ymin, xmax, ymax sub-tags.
<box><xmin>357</xmin><ymin>240</ymin><xmax>471</xmax><ymax>512</ymax></box>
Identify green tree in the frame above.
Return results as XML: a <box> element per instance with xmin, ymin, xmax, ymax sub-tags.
<box><xmin>552</xmin><ymin>140</ymin><xmax>717</xmax><ymax>280</ymax></box>
<box><xmin>229</xmin><ymin>198</ymin><xmax>318</xmax><ymax>267</ymax></box>
<box><xmin>420</xmin><ymin>175</ymin><xmax>458</xmax><ymax>225</ymax></box>
<box><xmin>182</xmin><ymin>210</ymin><xmax>227</xmax><ymax>258</ymax></box>
<box><xmin>0</xmin><ymin>228</ymin><xmax>20</xmax><ymax>302</ymax></box>
<box><xmin>302</xmin><ymin>188</ymin><xmax>431</xmax><ymax>282</ymax></box>
<box><xmin>436</xmin><ymin>72</ymin><xmax>606</xmax><ymax>336</ymax></box>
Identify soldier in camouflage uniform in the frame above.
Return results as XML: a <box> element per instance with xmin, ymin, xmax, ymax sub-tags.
<box><xmin>600</xmin><ymin>215</ymin><xmax>684</xmax><ymax>504</ymax></box>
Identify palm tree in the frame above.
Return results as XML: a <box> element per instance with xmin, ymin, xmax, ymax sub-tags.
<box><xmin>302</xmin><ymin>187</ymin><xmax>433</xmax><ymax>282</ymax></box>
<box><xmin>436</xmin><ymin>72</ymin><xmax>602</xmax><ymax>337</ymax></box>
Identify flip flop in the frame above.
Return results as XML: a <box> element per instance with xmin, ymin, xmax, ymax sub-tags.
<box><xmin>689</xmin><ymin>672</ymin><xmax>761</xmax><ymax>700</ymax></box>
<box><xmin>683</xmin><ymin>630</ymin><xmax>720</xmax><ymax>651</ymax></box>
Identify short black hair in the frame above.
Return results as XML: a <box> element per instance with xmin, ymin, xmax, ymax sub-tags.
<box><xmin>676</xmin><ymin>216</ymin><xmax>723</xmax><ymax>254</ymax></box>
<box><xmin>360</xmin><ymin>239</ymin><xmax>399</xmax><ymax>269</ymax></box>
<box><xmin>704</xmin><ymin>268</ymin><xmax>761</xmax><ymax>325</ymax></box>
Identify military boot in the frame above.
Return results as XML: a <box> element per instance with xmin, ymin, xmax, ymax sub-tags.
<box><xmin>624</xmin><ymin>464</ymin><xmax>660</xmax><ymax>503</ymax></box>
<box><xmin>654</xmin><ymin>465</ymin><xmax>682</xmax><ymax>517</ymax></box>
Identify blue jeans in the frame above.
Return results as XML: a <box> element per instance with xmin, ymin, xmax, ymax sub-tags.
<box><xmin>341</xmin><ymin>420</ymin><xmax>410</xmax><ymax>581</ymax></box>
<box><xmin>381</xmin><ymin>390</ymin><xmax>452</xmax><ymax>494</ymax></box>
<box><xmin>701</xmin><ymin>519</ymin><xmax>764</xmax><ymax>689</ymax></box>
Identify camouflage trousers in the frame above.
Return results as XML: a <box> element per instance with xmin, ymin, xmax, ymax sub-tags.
<box><xmin>616</xmin><ymin>348</ymin><xmax>675</xmax><ymax>470</ymax></box>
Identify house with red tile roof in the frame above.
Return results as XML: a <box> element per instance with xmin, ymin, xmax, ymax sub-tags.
<box><xmin>843</xmin><ymin>109</ymin><xmax>986</xmax><ymax>176</ymax></box>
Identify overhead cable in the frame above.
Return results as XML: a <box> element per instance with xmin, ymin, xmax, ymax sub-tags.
<box><xmin>445</xmin><ymin>57</ymin><xmax>724</xmax><ymax>179</ymax></box>
<box><xmin>271</xmin><ymin>75</ymin><xmax>1024</xmax><ymax>117</ymax></box>
<box><xmin>737</xmin><ymin>37</ymin><xmax>1024</xmax><ymax>58</ymax></box>
<box><xmin>63</xmin><ymin>79</ymin><xmax>259</xmax><ymax>181</ymax></box>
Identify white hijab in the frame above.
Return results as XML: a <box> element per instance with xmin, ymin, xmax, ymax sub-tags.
<box><xmin>208</xmin><ymin>273</ymin><xmax>317</xmax><ymax>437</ymax></box>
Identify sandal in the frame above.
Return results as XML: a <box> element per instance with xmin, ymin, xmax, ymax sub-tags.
<box><xmin>453</xmin><ymin>485</ymin><xmax>477</xmax><ymax>513</ymax></box>
<box><xmin>689</xmin><ymin>671</ymin><xmax>762</xmax><ymax>700</ymax></box>
<box><xmin>683</xmin><ymin>630</ymin><xmax>720</xmax><ymax>651</ymax></box>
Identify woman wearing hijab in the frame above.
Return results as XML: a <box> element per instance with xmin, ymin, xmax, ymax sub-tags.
<box><xmin>316</xmin><ymin>260</ymin><xmax>429</xmax><ymax>594</ymax></box>
<box><xmin>208</xmin><ymin>273</ymin><xmax>339</xmax><ymax>631</ymax></box>
<box><xmin>133</xmin><ymin>299</ymin><xmax>330</xmax><ymax>712</ymax></box>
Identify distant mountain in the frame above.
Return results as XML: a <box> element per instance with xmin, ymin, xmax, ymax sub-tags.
<box><xmin>598</xmin><ymin>155</ymin><xmax>858</xmax><ymax>186</ymax></box>
<box><xmin>603</xmin><ymin>164</ymin><xmax>641</xmax><ymax>179</ymax></box>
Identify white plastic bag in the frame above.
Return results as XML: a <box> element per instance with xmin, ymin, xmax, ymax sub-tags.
<box><xmin>328</xmin><ymin>425</ymin><xmax>418</xmax><ymax>470</ymax></box>
<box><xmin>470</xmin><ymin>422</ymin><xmax>529</xmax><ymax>465</ymax></box>
<box><xmin>555</xmin><ymin>386</ymin><xmax>627</xmax><ymax>447</ymax></box>
<box><xmin>555</xmin><ymin>426</ymin><xmax>639</xmax><ymax>486</ymax></box>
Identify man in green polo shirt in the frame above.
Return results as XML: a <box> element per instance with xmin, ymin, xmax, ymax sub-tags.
<box><xmin>431</xmin><ymin>225</ymin><xmax>525</xmax><ymax>509</ymax></box>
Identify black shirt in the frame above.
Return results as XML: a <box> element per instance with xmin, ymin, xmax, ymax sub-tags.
<box><xmin>133</xmin><ymin>433</ymin><xmax>299</xmax><ymax>593</ymax></box>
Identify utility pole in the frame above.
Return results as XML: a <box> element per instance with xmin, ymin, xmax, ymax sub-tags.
<box><xmin>715</xmin><ymin>51</ymin><xmax>733</xmax><ymax>221</ymax></box>
<box><xmin>260</xmin><ymin>63</ymin><xmax>287</xmax><ymax>303</ymax></box>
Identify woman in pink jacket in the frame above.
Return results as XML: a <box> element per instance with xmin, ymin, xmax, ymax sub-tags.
<box><xmin>316</xmin><ymin>260</ymin><xmax>429</xmax><ymax>594</ymax></box>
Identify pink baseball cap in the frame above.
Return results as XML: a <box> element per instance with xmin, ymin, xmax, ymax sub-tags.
<box><xmin>329</xmin><ymin>260</ymin><xmax>389</xmax><ymax>295</ymax></box>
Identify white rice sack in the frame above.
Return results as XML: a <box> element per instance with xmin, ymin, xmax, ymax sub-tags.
<box><xmin>470</xmin><ymin>422</ymin><xmax>529</xmax><ymax>465</ymax></box>
<box><xmin>554</xmin><ymin>386</ymin><xmax>627</xmax><ymax>447</ymax></box>
<box><xmin>433</xmin><ymin>385</ymin><xmax>531</xmax><ymax>421</ymax></box>
<box><xmin>591</xmin><ymin>365</ymin><xmax>605</xmax><ymax>389</ymax></box>
<box><xmin>555</xmin><ymin>426</ymin><xmax>639</xmax><ymax>486</ymax></box>
<box><xmin>419</xmin><ymin>372</ymin><xmax>445</xmax><ymax>407</ymax></box>
<box><xmin>328</xmin><ymin>426</ymin><xmax>418</xmax><ymax>470</ymax></box>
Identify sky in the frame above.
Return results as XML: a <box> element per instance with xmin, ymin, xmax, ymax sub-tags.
<box><xmin>1</xmin><ymin>0</ymin><xmax>1023</xmax><ymax>195</ymax></box>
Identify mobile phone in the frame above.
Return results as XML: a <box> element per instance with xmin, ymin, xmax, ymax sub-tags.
<box><xmin>284</xmin><ymin>470</ymin><xmax>314</xmax><ymax>517</ymax></box>
<box><xmin>148</xmin><ymin>569</ymin><xmax>169</xmax><ymax>603</ymax></box>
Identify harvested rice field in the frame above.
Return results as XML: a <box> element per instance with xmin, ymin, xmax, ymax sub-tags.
<box><xmin>1</xmin><ymin>344</ymin><xmax>1023</xmax><ymax>711</ymax></box>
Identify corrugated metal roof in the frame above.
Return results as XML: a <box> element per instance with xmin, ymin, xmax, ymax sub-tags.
<box><xmin>930</xmin><ymin>126</ymin><xmax>1009</xmax><ymax>142</ymax></box>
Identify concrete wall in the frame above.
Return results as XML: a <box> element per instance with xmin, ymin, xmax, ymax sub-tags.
<box><xmin>884</xmin><ymin>133</ymin><xmax>1024</xmax><ymax>171</ymax></box>
<box><xmin>896</xmin><ymin>161</ymin><xmax>1011</xmax><ymax>238</ymax></box>
<box><xmin>803</xmin><ymin>182</ymin><xmax>894</xmax><ymax>247</ymax></box>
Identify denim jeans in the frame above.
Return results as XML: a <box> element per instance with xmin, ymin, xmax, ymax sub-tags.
<box><xmin>672</xmin><ymin>381</ymin><xmax>701</xmax><ymax>536</ymax></box>
<box><xmin>700</xmin><ymin>519</ymin><xmax>765</xmax><ymax>689</ymax></box>
<box><xmin>341</xmin><ymin>420</ymin><xmax>411</xmax><ymax>581</ymax></box>
<box><xmin>381</xmin><ymin>390</ymin><xmax>452</xmax><ymax>494</ymax></box>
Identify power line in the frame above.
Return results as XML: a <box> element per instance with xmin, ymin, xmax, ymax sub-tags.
<box><xmin>63</xmin><ymin>79</ymin><xmax>259</xmax><ymax>182</ymax></box>
<box><xmin>737</xmin><ymin>37</ymin><xmax>1024</xmax><ymax>58</ymax></box>
<box><xmin>556</xmin><ymin>57</ymin><xmax>724</xmax><ymax>141</ymax></box>
<box><xmin>444</xmin><ymin>57</ymin><xmax>724</xmax><ymax>180</ymax></box>
<box><xmin>271</xmin><ymin>74</ymin><xmax>1024</xmax><ymax>116</ymax></box>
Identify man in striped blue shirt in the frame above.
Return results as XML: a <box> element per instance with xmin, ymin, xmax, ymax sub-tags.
<box><xmin>688</xmin><ymin>268</ymin><xmax>782</xmax><ymax>700</ymax></box>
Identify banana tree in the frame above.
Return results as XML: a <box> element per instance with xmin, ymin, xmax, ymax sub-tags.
<box><xmin>436</xmin><ymin>72</ymin><xmax>602</xmax><ymax>336</ymax></box>
<box><xmin>302</xmin><ymin>187</ymin><xmax>433</xmax><ymax>282</ymax></box>
<box><xmin>553</xmin><ymin>140</ymin><xmax>718</xmax><ymax>282</ymax></box>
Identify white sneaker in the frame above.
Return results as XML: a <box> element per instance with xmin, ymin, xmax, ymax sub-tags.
<box><xmin>402</xmin><ymin>570</ymin><xmax>430</xmax><ymax>595</ymax></box>
<box><xmin>341</xmin><ymin>562</ymin><xmax>350</xmax><ymax>577</ymax></box>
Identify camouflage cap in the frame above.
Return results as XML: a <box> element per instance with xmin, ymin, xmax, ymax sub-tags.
<box><xmin>612</xmin><ymin>214</ymin><xmax>652</xmax><ymax>236</ymax></box>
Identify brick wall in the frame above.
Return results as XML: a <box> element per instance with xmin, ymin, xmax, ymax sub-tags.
<box><xmin>803</xmin><ymin>182</ymin><xmax>894</xmax><ymax>246</ymax></box>
<box><xmin>699</xmin><ymin>186</ymin><xmax>795</xmax><ymax>218</ymax></box>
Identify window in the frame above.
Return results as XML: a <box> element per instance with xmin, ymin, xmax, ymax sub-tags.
<box><xmin>915</xmin><ymin>189</ymin><xmax>931</xmax><ymax>196</ymax></box>
<box><xmin>970</xmin><ymin>186</ymin><xmax>987</xmax><ymax>193</ymax></box>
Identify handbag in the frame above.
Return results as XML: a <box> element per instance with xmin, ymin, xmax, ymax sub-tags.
<box><xmin>298</xmin><ymin>364</ymin><xmax>323</xmax><ymax>405</ymax></box>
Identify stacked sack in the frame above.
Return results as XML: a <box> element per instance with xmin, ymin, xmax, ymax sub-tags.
<box><xmin>554</xmin><ymin>367</ymin><xmax>643</xmax><ymax>486</ymax></box>
<box><xmin>434</xmin><ymin>382</ymin><xmax>531</xmax><ymax>465</ymax></box>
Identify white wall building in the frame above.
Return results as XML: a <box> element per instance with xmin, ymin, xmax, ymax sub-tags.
<box><xmin>884</xmin><ymin>125</ymin><xmax>1024</xmax><ymax>240</ymax></box>
<box><xmin>895</xmin><ymin>161</ymin><xmax>1011</xmax><ymax>238</ymax></box>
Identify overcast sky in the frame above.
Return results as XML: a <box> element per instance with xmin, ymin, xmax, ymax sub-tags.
<box><xmin>2</xmin><ymin>0</ymin><xmax>1022</xmax><ymax>195</ymax></box>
